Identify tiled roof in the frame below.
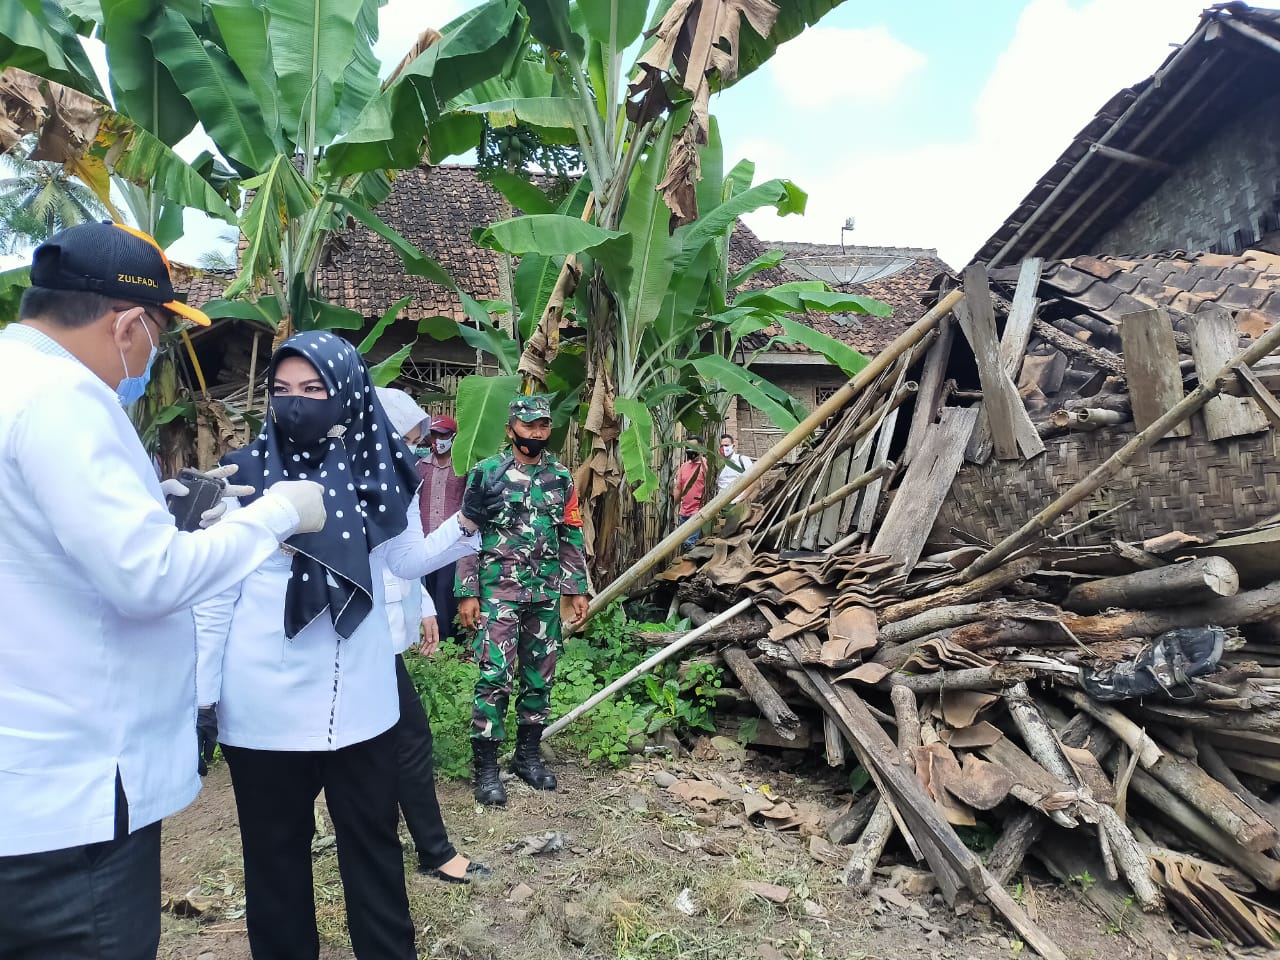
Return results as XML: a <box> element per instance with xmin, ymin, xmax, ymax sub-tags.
<box><xmin>315</xmin><ymin>165</ymin><xmax>506</xmax><ymax>321</ymax></box>
<box><xmin>990</xmin><ymin>248</ymin><xmax>1280</xmax><ymax>335</ymax></box>
<box><xmin>176</xmin><ymin>165</ymin><xmax>947</xmax><ymax>360</ymax></box>
<box><xmin>972</xmin><ymin>4</ymin><xmax>1280</xmax><ymax>268</ymax></box>
<box><xmin>172</xmin><ymin>266</ymin><xmax>231</xmax><ymax>309</ymax></box>
<box><xmin>735</xmin><ymin>231</ymin><xmax>951</xmax><ymax>356</ymax></box>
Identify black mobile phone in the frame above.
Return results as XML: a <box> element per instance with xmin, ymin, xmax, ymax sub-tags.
<box><xmin>166</xmin><ymin>468</ymin><xmax>225</xmax><ymax>532</ymax></box>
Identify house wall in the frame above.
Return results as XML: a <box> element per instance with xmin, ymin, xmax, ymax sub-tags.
<box><xmin>732</xmin><ymin>361</ymin><xmax>847</xmax><ymax>460</ymax></box>
<box><xmin>1097</xmin><ymin>92</ymin><xmax>1280</xmax><ymax>256</ymax></box>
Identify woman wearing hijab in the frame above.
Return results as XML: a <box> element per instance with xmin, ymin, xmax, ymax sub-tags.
<box><xmin>195</xmin><ymin>333</ymin><xmax>492</xmax><ymax>960</ymax></box>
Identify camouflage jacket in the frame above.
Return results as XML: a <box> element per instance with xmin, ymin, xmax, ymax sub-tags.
<box><xmin>455</xmin><ymin>448</ymin><xmax>589</xmax><ymax>603</ymax></box>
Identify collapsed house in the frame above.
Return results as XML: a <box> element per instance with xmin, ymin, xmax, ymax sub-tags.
<box><xmin>647</xmin><ymin>4</ymin><xmax>1280</xmax><ymax>955</ymax></box>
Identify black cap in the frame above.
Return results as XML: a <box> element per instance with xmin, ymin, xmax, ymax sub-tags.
<box><xmin>29</xmin><ymin>222</ymin><xmax>210</xmax><ymax>325</ymax></box>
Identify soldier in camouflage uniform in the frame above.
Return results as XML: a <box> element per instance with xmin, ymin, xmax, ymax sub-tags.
<box><xmin>456</xmin><ymin>395</ymin><xmax>589</xmax><ymax>805</ymax></box>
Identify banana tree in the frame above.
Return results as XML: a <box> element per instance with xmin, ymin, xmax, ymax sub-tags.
<box><xmin>3</xmin><ymin>0</ymin><xmax>527</xmax><ymax>333</ymax></box>
<box><xmin>444</xmin><ymin>0</ymin><xmax>854</xmax><ymax>575</ymax></box>
<box><xmin>474</xmin><ymin>147</ymin><xmax>886</xmax><ymax>571</ymax></box>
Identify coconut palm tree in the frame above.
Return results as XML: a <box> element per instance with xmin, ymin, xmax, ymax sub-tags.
<box><xmin>0</xmin><ymin>140</ymin><xmax>110</xmax><ymax>253</ymax></box>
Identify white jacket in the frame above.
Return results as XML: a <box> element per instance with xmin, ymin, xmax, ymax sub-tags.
<box><xmin>196</xmin><ymin>502</ymin><xmax>475</xmax><ymax>751</ymax></box>
<box><xmin>384</xmin><ymin>571</ymin><xmax>434</xmax><ymax>655</ymax></box>
<box><xmin>0</xmin><ymin>326</ymin><xmax>301</xmax><ymax>856</ymax></box>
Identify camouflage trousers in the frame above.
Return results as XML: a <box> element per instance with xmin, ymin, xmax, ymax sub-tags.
<box><xmin>471</xmin><ymin>597</ymin><xmax>561</xmax><ymax>741</ymax></box>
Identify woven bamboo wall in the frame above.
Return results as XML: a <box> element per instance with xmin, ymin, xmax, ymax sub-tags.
<box><xmin>933</xmin><ymin>423</ymin><xmax>1280</xmax><ymax>548</ymax></box>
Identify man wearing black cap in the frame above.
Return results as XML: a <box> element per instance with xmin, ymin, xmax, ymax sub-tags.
<box><xmin>0</xmin><ymin>222</ymin><xmax>327</xmax><ymax>958</ymax></box>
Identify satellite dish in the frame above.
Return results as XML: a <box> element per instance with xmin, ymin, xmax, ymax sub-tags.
<box><xmin>784</xmin><ymin>254</ymin><xmax>916</xmax><ymax>287</ymax></box>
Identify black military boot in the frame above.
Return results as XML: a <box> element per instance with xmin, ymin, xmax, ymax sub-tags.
<box><xmin>471</xmin><ymin>739</ymin><xmax>507</xmax><ymax>806</ymax></box>
<box><xmin>511</xmin><ymin>724</ymin><xmax>557</xmax><ymax>790</ymax></box>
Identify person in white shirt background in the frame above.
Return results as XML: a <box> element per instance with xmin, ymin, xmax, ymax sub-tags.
<box><xmin>374</xmin><ymin>387</ymin><xmax>490</xmax><ymax>885</ymax></box>
<box><xmin>0</xmin><ymin>222</ymin><xmax>325</xmax><ymax>960</ymax></box>
<box><xmin>716</xmin><ymin>433</ymin><xmax>754</xmax><ymax>502</ymax></box>
<box><xmin>194</xmin><ymin>334</ymin><xmax>497</xmax><ymax>960</ymax></box>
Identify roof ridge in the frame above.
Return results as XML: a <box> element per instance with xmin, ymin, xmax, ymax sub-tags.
<box><xmin>771</xmin><ymin>240</ymin><xmax>941</xmax><ymax>258</ymax></box>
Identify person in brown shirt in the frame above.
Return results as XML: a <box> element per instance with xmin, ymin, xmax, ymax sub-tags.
<box><xmin>418</xmin><ymin>414</ymin><xmax>466</xmax><ymax>642</ymax></box>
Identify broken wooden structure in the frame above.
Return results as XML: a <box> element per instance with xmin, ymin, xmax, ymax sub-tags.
<box><xmin>652</xmin><ymin>256</ymin><xmax>1280</xmax><ymax>954</ymax></box>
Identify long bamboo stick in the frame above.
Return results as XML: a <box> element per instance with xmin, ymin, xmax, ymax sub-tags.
<box><xmin>962</xmin><ymin>319</ymin><xmax>1280</xmax><ymax>582</ymax></box>
<box><xmin>542</xmin><ymin>597</ymin><xmax>753</xmax><ymax>740</ymax></box>
<box><xmin>759</xmin><ymin>461</ymin><xmax>895</xmax><ymax>540</ymax></box>
<box><xmin>581</xmin><ymin>288</ymin><xmax>965</xmax><ymax>622</ymax></box>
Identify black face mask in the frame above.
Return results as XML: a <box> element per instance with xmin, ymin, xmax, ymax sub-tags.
<box><xmin>512</xmin><ymin>434</ymin><xmax>548</xmax><ymax>458</ymax></box>
<box><xmin>270</xmin><ymin>395</ymin><xmax>343</xmax><ymax>447</ymax></box>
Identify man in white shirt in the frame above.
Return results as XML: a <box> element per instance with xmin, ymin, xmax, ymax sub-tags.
<box><xmin>0</xmin><ymin>222</ymin><xmax>325</xmax><ymax>960</ymax></box>
<box><xmin>716</xmin><ymin>433</ymin><xmax>754</xmax><ymax>502</ymax></box>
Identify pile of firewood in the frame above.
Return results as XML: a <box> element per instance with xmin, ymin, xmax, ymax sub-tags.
<box><xmin>664</xmin><ymin>527</ymin><xmax>1280</xmax><ymax>951</ymax></box>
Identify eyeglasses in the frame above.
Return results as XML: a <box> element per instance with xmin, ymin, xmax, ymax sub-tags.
<box><xmin>113</xmin><ymin>304</ymin><xmax>171</xmax><ymax>336</ymax></box>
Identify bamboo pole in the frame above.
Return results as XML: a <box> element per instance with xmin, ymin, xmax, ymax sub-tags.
<box><xmin>962</xmin><ymin>318</ymin><xmax>1280</xmax><ymax>582</ymax></box>
<box><xmin>542</xmin><ymin>598</ymin><xmax>753</xmax><ymax>740</ymax></box>
<box><xmin>579</xmin><ymin>288</ymin><xmax>965</xmax><ymax>623</ymax></box>
<box><xmin>759</xmin><ymin>461</ymin><xmax>895</xmax><ymax>540</ymax></box>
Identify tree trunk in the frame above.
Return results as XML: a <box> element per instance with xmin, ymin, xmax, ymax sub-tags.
<box><xmin>1064</xmin><ymin>557</ymin><xmax>1239</xmax><ymax>613</ymax></box>
<box><xmin>1062</xmin><ymin>578</ymin><xmax>1280</xmax><ymax>642</ymax></box>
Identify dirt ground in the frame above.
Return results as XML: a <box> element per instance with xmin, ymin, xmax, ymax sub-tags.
<box><xmin>157</xmin><ymin>745</ymin><xmax>1229</xmax><ymax>960</ymax></box>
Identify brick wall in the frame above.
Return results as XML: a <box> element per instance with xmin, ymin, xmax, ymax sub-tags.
<box><xmin>1097</xmin><ymin>93</ymin><xmax>1280</xmax><ymax>257</ymax></box>
<box><xmin>733</xmin><ymin>365</ymin><xmax>846</xmax><ymax>459</ymax></box>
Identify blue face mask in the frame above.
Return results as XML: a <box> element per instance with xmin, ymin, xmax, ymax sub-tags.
<box><xmin>115</xmin><ymin>312</ymin><xmax>159</xmax><ymax>407</ymax></box>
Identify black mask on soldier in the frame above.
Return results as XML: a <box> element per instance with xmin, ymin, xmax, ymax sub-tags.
<box><xmin>513</xmin><ymin>435</ymin><xmax>548</xmax><ymax>458</ymax></box>
<box><xmin>270</xmin><ymin>395</ymin><xmax>343</xmax><ymax>447</ymax></box>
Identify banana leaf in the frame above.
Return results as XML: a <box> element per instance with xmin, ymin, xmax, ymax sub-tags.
<box><xmin>452</xmin><ymin>373</ymin><xmax>523</xmax><ymax>475</ymax></box>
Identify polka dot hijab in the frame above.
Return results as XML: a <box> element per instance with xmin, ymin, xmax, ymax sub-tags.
<box><xmin>224</xmin><ymin>331</ymin><xmax>421</xmax><ymax>639</ymax></box>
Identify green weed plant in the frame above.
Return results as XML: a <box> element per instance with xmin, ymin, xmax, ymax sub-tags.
<box><xmin>404</xmin><ymin>600</ymin><xmax>723</xmax><ymax>777</ymax></box>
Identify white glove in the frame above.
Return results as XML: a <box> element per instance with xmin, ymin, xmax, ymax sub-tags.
<box><xmin>265</xmin><ymin>480</ymin><xmax>326</xmax><ymax>534</ymax></box>
<box><xmin>202</xmin><ymin>464</ymin><xmax>256</xmax><ymax>499</ymax></box>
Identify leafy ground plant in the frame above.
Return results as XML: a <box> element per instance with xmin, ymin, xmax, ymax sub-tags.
<box><xmin>407</xmin><ymin>600</ymin><xmax>722</xmax><ymax>776</ymax></box>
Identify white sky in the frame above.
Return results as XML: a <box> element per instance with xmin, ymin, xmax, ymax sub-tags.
<box><xmin>2</xmin><ymin>0</ymin><xmax>1217</xmax><ymax>273</ymax></box>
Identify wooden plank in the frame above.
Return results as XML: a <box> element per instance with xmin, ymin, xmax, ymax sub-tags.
<box><xmin>1233</xmin><ymin>363</ymin><xmax>1280</xmax><ymax>432</ymax></box>
<box><xmin>959</xmin><ymin>265</ymin><xmax>1044</xmax><ymax>460</ymax></box>
<box><xmin>959</xmin><ymin>268</ymin><xmax>1019</xmax><ymax>459</ymax></box>
<box><xmin>871</xmin><ymin>407</ymin><xmax>979</xmax><ymax>574</ymax></box>
<box><xmin>904</xmin><ymin>314</ymin><xmax>955</xmax><ymax>466</ymax></box>
<box><xmin>964</xmin><ymin>399</ymin><xmax>994</xmax><ymax>465</ymax></box>
<box><xmin>999</xmin><ymin>257</ymin><xmax>1043</xmax><ymax>378</ymax></box>
<box><xmin>1119</xmin><ymin>308</ymin><xmax>1191</xmax><ymax>438</ymax></box>
<box><xmin>1190</xmin><ymin>307</ymin><xmax>1269</xmax><ymax>440</ymax></box>
<box><xmin>857</xmin><ymin>407</ymin><xmax>899</xmax><ymax>536</ymax></box>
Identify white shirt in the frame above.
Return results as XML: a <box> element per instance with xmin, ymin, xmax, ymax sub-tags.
<box><xmin>0</xmin><ymin>326</ymin><xmax>301</xmax><ymax>856</ymax></box>
<box><xmin>717</xmin><ymin>452</ymin><xmax>754</xmax><ymax>502</ymax></box>
<box><xmin>383</xmin><ymin>571</ymin><xmax>434</xmax><ymax>656</ymax></box>
<box><xmin>195</xmin><ymin>501</ymin><xmax>476</xmax><ymax>751</ymax></box>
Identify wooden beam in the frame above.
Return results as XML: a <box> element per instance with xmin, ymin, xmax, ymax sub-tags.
<box><xmin>1032</xmin><ymin>319</ymin><xmax>1126</xmax><ymax>375</ymax></box>
<box><xmin>959</xmin><ymin>268</ymin><xmax>1019</xmax><ymax>459</ymax></box>
<box><xmin>1190</xmin><ymin>307</ymin><xmax>1268</xmax><ymax>440</ymax></box>
<box><xmin>904</xmin><ymin>314</ymin><xmax>955</xmax><ymax>466</ymax></box>
<box><xmin>1119</xmin><ymin>308</ymin><xmax>1191</xmax><ymax>438</ymax></box>
<box><xmin>721</xmin><ymin>646</ymin><xmax>801</xmax><ymax>740</ymax></box>
<box><xmin>1233</xmin><ymin>363</ymin><xmax>1280</xmax><ymax>432</ymax></box>
<box><xmin>959</xmin><ymin>265</ymin><xmax>1044</xmax><ymax>459</ymax></box>
<box><xmin>999</xmin><ymin>258</ymin><xmax>1044</xmax><ymax>378</ymax></box>
<box><xmin>870</xmin><ymin>407</ymin><xmax>978</xmax><ymax>574</ymax></box>
<box><xmin>856</xmin><ymin>409</ymin><xmax>899</xmax><ymax>536</ymax></box>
